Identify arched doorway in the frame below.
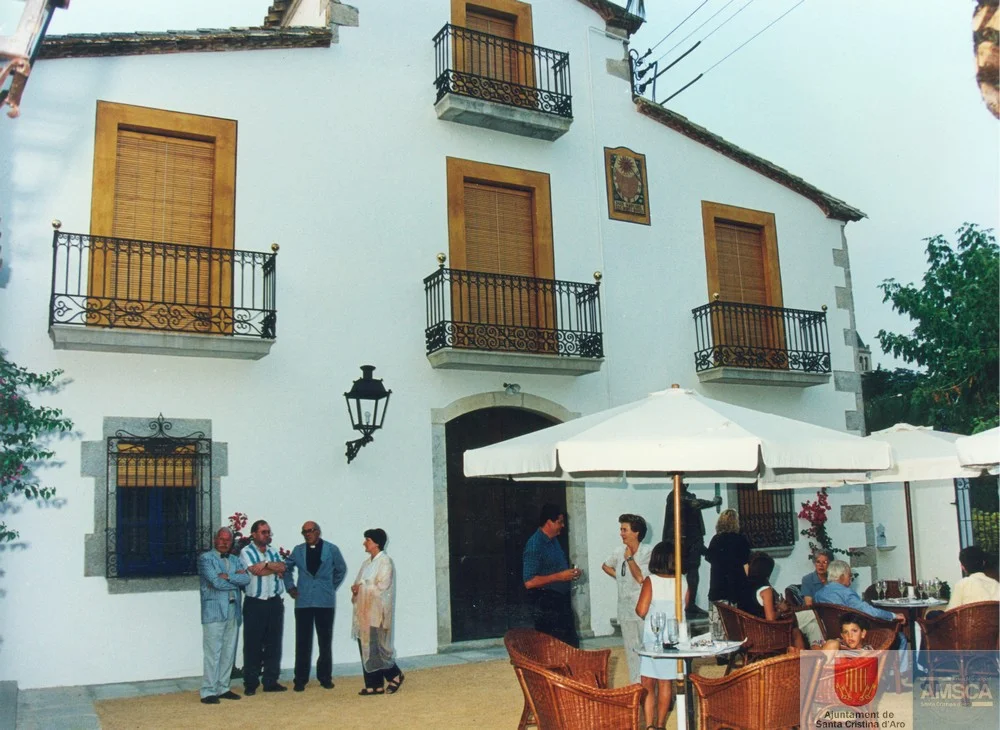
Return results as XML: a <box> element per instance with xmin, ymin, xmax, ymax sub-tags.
<box><xmin>446</xmin><ymin>407</ymin><xmax>568</xmax><ymax>641</ymax></box>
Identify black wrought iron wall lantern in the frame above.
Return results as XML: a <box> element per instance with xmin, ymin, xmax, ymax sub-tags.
<box><xmin>344</xmin><ymin>365</ymin><xmax>391</xmax><ymax>463</ymax></box>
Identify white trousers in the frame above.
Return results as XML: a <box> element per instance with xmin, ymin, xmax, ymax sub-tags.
<box><xmin>201</xmin><ymin>603</ymin><xmax>239</xmax><ymax>698</ymax></box>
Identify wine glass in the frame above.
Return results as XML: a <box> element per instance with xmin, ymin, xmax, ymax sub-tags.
<box><xmin>650</xmin><ymin>612</ymin><xmax>664</xmax><ymax>647</ymax></box>
<box><xmin>876</xmin><ymin>580</ymin><xmax>886</xmax><ymax>600</ymax></box>
<box><xmin>931</xmin><ymin>578</ymin><xmax>941</xmax><ymax>599</ymax></box>
<box><xmin>897</xmin><ymin>577</ymin><xmax>907</xmax><ymax>598</ymax></box>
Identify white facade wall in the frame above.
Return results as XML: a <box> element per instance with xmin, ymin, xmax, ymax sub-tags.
<box><xmin>0</xmin><ymin>0</ymin><xmax>890</xmax><ymax>689</ymax></box>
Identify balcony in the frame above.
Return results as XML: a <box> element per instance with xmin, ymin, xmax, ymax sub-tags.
<box><xmin>432</xmin><ymin>23</ymin><xmax>572</xmax><ymax>141</ymax></box>
<box><xmin>692</xmin><ymin>299</ymin><xmax>831</xmax><ymax>387</ymax></box>
<box><xmin>424</xmin><ymin>266</ymin><xmax>603</xmax><ymax>375</ymax></box>
<box><xmin>48</xmin><ymin>228</ymin><xmax>277</xmax><ymax>360</ymax></box>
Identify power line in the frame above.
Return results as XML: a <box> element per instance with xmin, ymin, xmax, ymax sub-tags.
<box><xmin>658</xmin><ymin>0</ymin><xmax>808</xmax><ymax>104</ymax></box>
<box><xmin>651</xmin><ymin>0</ymin><xmax>741</xmax><ymax>67</ymax></box>
<box><xmin>646</xmin><ymin>0</ymin><xmax>712</xmax><ymax>55</ymax></box>
<box><xmin>702</xmin><ymin>0</ymin><xmax>807</xmax><ymax>75</ymax></box>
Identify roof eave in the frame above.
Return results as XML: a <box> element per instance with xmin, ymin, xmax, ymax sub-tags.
<box><xmin>634</xmin><ymin>97</ymin><xmax>865</xmax><ymax>222</ymax></box>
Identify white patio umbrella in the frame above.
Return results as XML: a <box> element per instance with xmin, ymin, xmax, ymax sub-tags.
<box><xmin>863</xmin><ymin>423</ymin><xmax>982</xmax><ymax>583</ymax></box>
<box><xmin>464</xmin><ymin>385</ymin><xmax>893</xmax><ymax>627</ymax></box>
<box><xmin>955</xmin><ymin>426</ymin><xmax>1000</xmax><ymax>473</ymax></box>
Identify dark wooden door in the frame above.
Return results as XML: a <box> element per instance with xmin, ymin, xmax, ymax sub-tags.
<box><xmin>446</xmin><ymin>408</ymin><xmax>567</xmax><ymax>642</ymax></box>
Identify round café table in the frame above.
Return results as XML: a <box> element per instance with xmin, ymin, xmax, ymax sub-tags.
<box><xmin>872</xmin><ymin>596</ymin><xmax>947</xmax><ymax>650</ymax></box>
<box><xmin>638</xmin><ymin>634</ymin><xmax>745</xmax><ymax>730</ymax></box>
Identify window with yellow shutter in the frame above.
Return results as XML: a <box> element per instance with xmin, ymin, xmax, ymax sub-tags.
<box><xmin>89</xmin><ymin>101</ymin><xmax>236</xmax><ymax>334</ymax></box>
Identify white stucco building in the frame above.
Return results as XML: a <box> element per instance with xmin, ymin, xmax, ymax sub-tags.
<box><xmin>0</xmin><ymin>0</ymin><xmax>963</xmax><ymax>690</ymax></box>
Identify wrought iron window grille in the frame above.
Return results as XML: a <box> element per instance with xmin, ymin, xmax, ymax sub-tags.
<box><xmin>736</xmin><ymin>484</ymin><xmax>796</xmax><ymax>549</ymax></box>
<box><xmin>432</xmin><ymin>23</ymin><xmax>572</xmax><ymax>118</ymax></box>
<box><xmin>105</xmin><ymin>414</ymin><xmax>213</xmax><ymax>579</ymax></box>
<box><xmin>424</xmin><ymin>265</ymin><xmax>603</xmax><ymax>359</ymax></box>
<box><xmin>691</xmin><ymin>300</ymin><xmax>831</xmax><ymax>374</ymax></box>
<box><xmin>49</xmin><ymin>226</ymin><xmax>278</xmax><ymax>339</ymax></box>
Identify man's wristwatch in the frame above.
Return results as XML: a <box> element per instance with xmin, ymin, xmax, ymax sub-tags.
<box><xmin>625</xmin><ymin>556</ymin><xmax>634</xmax><ymax>563</ymax></box>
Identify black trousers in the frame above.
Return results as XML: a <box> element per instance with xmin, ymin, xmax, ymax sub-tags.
<box><xmin>357</xmin><ymin>638</ymin><xmax>402</xmax><ymax>690</ymax></box>
<box><xmin>294</xmin><ymin>607</ymin><xmax>334</xmax><ymax>685</ymax></box>
<box><xmin>243</xmin><ymin>596</ymin><xmax>284</xmax><ymax>689</ymax></box>
<box><xmin>532</xmin><ymin>590</ymin><xmax>579</xmax><ymax>647</ymax></box>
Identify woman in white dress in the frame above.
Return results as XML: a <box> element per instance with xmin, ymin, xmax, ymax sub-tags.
<box><xmin>635</xmin><ymin>541</ymin><xmax>685</xmax><ymax>730</ymax></box>
<box><xmin>601</xmin><ymin>513</ymin><xmax>652</xmax><ymax>684</ymax></box>
<box><xmin>351</xmin><ymin>528</ymin><xmax>404</xmax><ymax>695</ymax></box>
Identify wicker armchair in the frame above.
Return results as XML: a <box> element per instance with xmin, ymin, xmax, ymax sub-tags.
<box><xmin>714</xmin><ymin>601</ymin><xmax>795</xmax><ymax>674</ymax></box>
<box><xmin>812</xmin><ymin>602</ymin><xmax>903</xmax><ymax>693</ymax></box>
<box><xmin>512</xmin><ymin>658</ymin><xmax>646</xmax><ymax>730</ymax></box>
<box><xmin>504</xmin><ymin>628</ymin><xmax>612</xmax><ymax>730</ymax></box>
<box><xmin>915</xmin><ymin>600</ymin><xmax>1000</xmax><ymax>690</ymax></box>
<box><xmin>689</xmin><ymin>651</ymin><xmax>803</xmax><ymax>730</ymax></box>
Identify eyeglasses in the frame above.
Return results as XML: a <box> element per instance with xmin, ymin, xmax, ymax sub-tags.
<box><xmin>302</xmin><ymin>528</ymin><xmax>318</xmax><ymax>534</ymax></box>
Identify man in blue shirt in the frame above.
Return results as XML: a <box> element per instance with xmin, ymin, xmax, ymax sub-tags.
<box><xmin>814</xmin><ymin>559</ymin><xmax>908</xmax><ymax>661</ymax></box>
<box><xmin>283</xmin><ymin>521</ymin><xmax>347</xmax><ymax>692</ymax></box>
<box><xmin>523</xmin><ymin>504</ymin><xmax>581</xmax><ymax>647</ymax></box>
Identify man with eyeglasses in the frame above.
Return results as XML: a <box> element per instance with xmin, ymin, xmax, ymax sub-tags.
<box><xmin>283</xmin><ymin>521</ymin><xmax>347</xmax><ymax>691</ymax></box>
<box><xmin>240</xmin><ymin>519</ymin><xmax>287</xmax><ymax>695</ymax></box>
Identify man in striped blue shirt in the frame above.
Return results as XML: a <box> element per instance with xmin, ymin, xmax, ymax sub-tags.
<box><xmin>240</xmin><ymin>519</ymin><xmax>287</xmax><ymax>695</ymax></box>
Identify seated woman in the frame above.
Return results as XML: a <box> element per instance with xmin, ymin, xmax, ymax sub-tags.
<box><xmin>821</xmin><ymin>613</ymin><xmax>874</xmax><ymax>652</ymax></box>
<box><xmin>801</xmin><ymin>550</ymin><xmax>833</xmax><ymax>606</ymax></box>
<box><xmin>737</xmin><ymin>553</ymin><xmax>806</xmax><ymax>649</ymax></box>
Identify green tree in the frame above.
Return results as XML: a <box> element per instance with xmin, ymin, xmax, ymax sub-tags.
<box><xmin>875</xmin><ymin>223</ymin><xmax>999</xmax><ymax>434</ymax></box>
<box><xmin>0</xmin><ymin>350</ymin><xmax>73</xmax><ymax>542</ymax></box>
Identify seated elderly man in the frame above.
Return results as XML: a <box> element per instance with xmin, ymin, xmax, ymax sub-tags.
<box><xmin>814</xmin><ymin>559</ymin><xmax>909</xmax><ymax>658</ymax></box>
<box><xmin>947</xmin><ymin>545</ymin><xmax>1000</xmax><ymax>609</ymax></box>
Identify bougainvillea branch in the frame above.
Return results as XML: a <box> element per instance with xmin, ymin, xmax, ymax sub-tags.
<box><xmin>798</xmin><ymin>488</ymin><xmax>854</xmax><ymax>558</ymax></box>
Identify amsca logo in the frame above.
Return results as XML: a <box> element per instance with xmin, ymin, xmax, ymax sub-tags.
<box><xmin>920</xmin><ymin>680</ymin><xmax>995</xmax><ymax>703</ymax></box>
<box><xmin>834</xmin><ymin>655</ymin><xmax>880</xmax><ymax>707</ymax></box>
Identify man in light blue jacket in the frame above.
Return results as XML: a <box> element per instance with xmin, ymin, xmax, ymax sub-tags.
<box><xmin>198</xmin><ymin>527</ymin><xmax>251</xmax><ymax>704</ymax></box>
<box><xmin>283</xmin><ymin>520</ymin><xmax>348</xmax><ymax>691</ymax></box>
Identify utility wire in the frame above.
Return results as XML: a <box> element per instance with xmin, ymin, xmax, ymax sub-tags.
<box><xmin>651</xmin><ymin>0</ymin><xmax>740</xmax><ymax>67</ymax></box>
<box><xmin>657</xmin><ymin>0</ymin><xmax>807</xmax><ymax>104</ymax></box>
<box><xmin>701</xmin><ymin>0</ymin><xmax>807</xmax><ymax>75</ymax></box>
<box><xmin>640</xmin><ymin>0</ymin><xmax>712</xmax><ymax>58</ymax></box>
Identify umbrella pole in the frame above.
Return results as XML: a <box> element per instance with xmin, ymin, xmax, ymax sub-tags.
<box><xmin>904</xmin><ymin>480</ymin><xmax>917</xmax><ymax>584</ymax></box>
<box><xmin>673</xmin><ymin>473</ymin><xmax>683</xmax><ymax>625</ymax></box>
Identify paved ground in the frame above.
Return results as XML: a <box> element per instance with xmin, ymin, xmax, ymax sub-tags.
<box><xmin>13</xmin><ymin>636</ymin><xmax>622</xmax><ymax>729</ymax></box>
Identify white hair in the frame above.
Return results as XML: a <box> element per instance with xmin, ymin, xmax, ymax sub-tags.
<box><xmin>826</xmin><ymin>559</ymin><xmax>851</xmax><ymax>582</ymax></box>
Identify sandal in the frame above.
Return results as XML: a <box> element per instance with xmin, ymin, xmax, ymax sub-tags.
<box><xmin>358</xmin><ymin>687</ymin><xmax>384</xmax><ymax>696</ymax></box>
<box><xmin>385</xmin><ymin>673</ymin><xmax>405</xmax><ymax>694</ymax></box>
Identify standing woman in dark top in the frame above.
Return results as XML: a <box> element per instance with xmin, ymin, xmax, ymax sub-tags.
<box><xmin>704</xmin><ymin>509</ymin><xmax>751</xmax><ymax>639</ymax></box>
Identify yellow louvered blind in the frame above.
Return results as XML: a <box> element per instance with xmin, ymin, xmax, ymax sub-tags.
<box><xmin>465</xmin><ymin>182</ymin><xmax>534</xmax><ymax>276</ymax></box>
<box><xmin>113</xmin><ymin>129</ymin><xmax>215</xmax><ymax>247</ymax></box>
<box><xmin>715</xmin><ymin>220</ymin><xmax>767</xmax><ymax>305</ymax></box>
<box><xmin>464</xmin><ymin>9</ymin><xmax>518</xmax><ymax>83</ymax></box>
<box><xmin>108</xmin><ymin>130</ymin><xmax>215</xmax><ymax>310</ymax></box>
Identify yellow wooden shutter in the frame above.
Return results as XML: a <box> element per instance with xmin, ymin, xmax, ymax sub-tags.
<box><xmin>715</xmin><ymin>220</ymin><xmax>767</xmax><ymax>305</ymax></box>
<box><xmin>117</xmin><ymin>443</ymin><xmax>197</xmax><ymax>489</ymax></box>
<box><xmin>112</xmin><ymin>130</ymin><xmax>215</xmax><ymax>247</ymax></box>
<box><xmin>464</xmin><ymin>9</ymin><xmax>518</xmax><ymax>83</ymax></box>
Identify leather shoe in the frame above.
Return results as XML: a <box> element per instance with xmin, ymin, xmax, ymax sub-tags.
<box><xmin>320</xmin><ymin>680</ymin><xmax>334</xmax><ymax>690</ymax></box>
<box><xmin>243</xmin><ymin>687</ymin><xmax>257</xmax><ymax>696</ymax></box>
<box><xmin>200</xmin><ymin>696</ymin><xmax>219</xmax><ymax>704</ymax></box>
<box><xmin>219</xmin><ymin>691</ymin><xmax>241</xmax><ymax>700</ymax></box>
<box><xmin>293</xmin><ymin>683</ymin><xmax>305</xmax><ymax>692</ymax></box>
<box><xmin>263</xmin><ymin>683</ymin><xmax>288</xmax><ymax>692</ymax></box>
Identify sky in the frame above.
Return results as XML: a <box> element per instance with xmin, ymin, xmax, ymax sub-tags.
<box><xmin>40</xmin><ymin>0</ymin><xmax>1000</xmax><ymax>369</ymax></box>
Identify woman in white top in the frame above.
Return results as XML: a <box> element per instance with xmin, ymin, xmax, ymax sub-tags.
<box><xmin>635</xmin><ymin>541</ymin><xmax>684</xmax><ymax>730</ymax></box>
<box><xmin>601</xmin><ymin>513</ymin><xmax>652</xmax><ymax>684</ymax></box>
<box><xmin>351</xmin><ymin>528</ymin><xmax>404</xmax><ymax>695</ymax></box>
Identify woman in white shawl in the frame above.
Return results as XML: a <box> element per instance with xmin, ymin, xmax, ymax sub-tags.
<box><xmin>351</xmin><ymin>528</ymin><xmax>404</xmax><ymax>695</ymax></box>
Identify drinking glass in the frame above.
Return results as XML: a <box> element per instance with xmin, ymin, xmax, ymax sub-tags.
<box><xmin>665</xmin><ymin>618</ymin><xmax>679</xmax><ymax>646</ymax></box>
<box><xmin>897</xmin><ymin>577</ymin><xmax>907</xmax><ymax>597</ymax></box>
<box><xmin>931</xmin><ymin>579</ymin><xmax>941</xmax><ymax>599</ymax></box>
<box><xmin>650</xmin><ymin>612</ymin><xmax>664</xmax><ymax>646</ymax></box>
<box><xmin>877</xmin><ymin>580</ymin><xmax>886</xmax><ymax>600</ymax></box>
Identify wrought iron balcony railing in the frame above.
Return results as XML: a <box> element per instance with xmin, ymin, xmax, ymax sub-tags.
<box><xmin>692</xmin><ymin>299</ymin><xmax>830</xmax><ymax>374</ymax></box>
<box><xmin>424</xmin><ymin>266</ymin><xmax>602</xmax><ymax>358</ymax></box>
<box><xmin>49</xmin><ymin>229</ymin><xmax>277</xmax><ymax>339</ymax></box>
<box><xmin>433</xmin><ymin>23</ymin><xmax>572</xmax><ymax>118</ymax></box>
